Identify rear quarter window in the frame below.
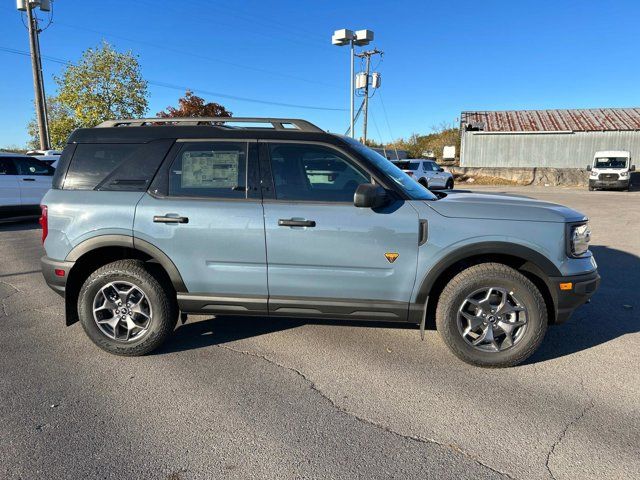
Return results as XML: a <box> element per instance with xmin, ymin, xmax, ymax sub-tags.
<box><xmin>62</xmin><ymin>140</ymin><xmax>173</xmax><ymax>191</ymax></box>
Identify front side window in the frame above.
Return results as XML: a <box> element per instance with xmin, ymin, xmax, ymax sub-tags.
<box><xmin>341</xmin><ymin>138</ymin><xmax>437</xmax><ymax>200</ymax></box>
<box><xmin>14</xmin><ymin>157</ymin><xmax>54</xmax><ymax>176</ymax></box>
<box><xmin>268</xmin><ymin>143</ymin><xmax>370</xmax><ymax>202</ymax></box>
<box><xmin>169</xmin><ymin>142</ymin><xmax>247</xmax><ymax>198</ymax></box>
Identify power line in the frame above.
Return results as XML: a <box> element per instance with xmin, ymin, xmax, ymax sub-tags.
<box><xmin>54</xmin><ymin>21</ymin><xmax>337</xmax><ymax>89</ymax></box>
<box><xmin>184</xmin><ymin>0</ymin><xmax>329</xmax><ymax>49</ymax></box>
<box><xmin>377</xmin><ymin>90</ymin><xmax>396</xmax><ymax>140</ymax></box>
<box><xmin>147</xmin><ymin>80</ymin><xmax>346</xmax><ymax>111</ymax></box>
<box><xmin>376</xmin><ymin>90</ymin><xmax>400</xmax><ymax>160</ymax></box>
<box><xmin>0</xmin><ymin>46</ymin><xmax>347</xmax><ymax>112</ymax></box>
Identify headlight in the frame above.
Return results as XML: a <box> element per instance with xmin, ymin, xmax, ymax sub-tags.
<box><xmin>568</xmin><ymin>223</ymin><xmax>591</xmax><ymax>257</ymax></box>
<box><xmin>589</xmin><ymin>170</ymin><xmax>598</xmax><ymax>177</ymax></box>
<box><xmin>620</xmin><ymin>171</ymin><xmax>629</xmax><ymax>177</ymax></box>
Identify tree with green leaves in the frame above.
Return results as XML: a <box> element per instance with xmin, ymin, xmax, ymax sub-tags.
<box><xmin>57</xmin><ymin>41</ymin><xmax>148</xmax><ymax>126</ymax></box>
<box><xmin>28</xmin><ymin>96</ymin><xmax>78</xmax><ymax>150</ymax></box>
<box><xmin>28</xmin><ymin>41</ymin><xmax>148</xmax><ymax>148</ymax></box>
<box><xmin>389</xmin><ymin>123</ymin><xmax>461</xmax><ymax>162</ymax></box>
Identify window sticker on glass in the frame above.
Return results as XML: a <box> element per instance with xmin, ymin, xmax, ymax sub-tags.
<box><xmin>180</xmin><ymin>150</ymin><xmax>242</xmax><ymax>188</ymax></box>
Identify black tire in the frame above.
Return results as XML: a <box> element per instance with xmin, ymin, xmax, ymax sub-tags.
<box><xmin>446</xmin><ymin>179</ymin><xmax>454</xmax><ymax>189</ymax></box>
<box><xmin>78</xmin><ymin>259</ymin><xmax>178</xmax><ymax>356</ymax></box>
<box><xmin>588</xmin><ymin>185</ymin><xmax>594</xmax><ymax>191</ymax></box>
<box><xmin>419</xmin><ymin>178</ymin><xmax>429</xmax><ymax>189</ymax></box>
<box><xmin>435</xmin><ymin>263</ymin><xmax>547</xmax><ymax>368</ymax></box>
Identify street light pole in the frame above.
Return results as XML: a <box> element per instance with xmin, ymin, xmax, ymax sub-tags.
<box><xmin>332</xmin><ymin>28</ymin><xmax>374</xmax><ymax>138</ymax></box>
<box><xmin>349</xmin><ymin>40</ymin><xmax>354</xmax><ymax>139</ymax></box>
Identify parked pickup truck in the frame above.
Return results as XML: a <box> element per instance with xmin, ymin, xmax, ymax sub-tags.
<box><xmin>40</xmin><ymin>117</ymin><xmax>599</xmax><ymax>367</ymax></box>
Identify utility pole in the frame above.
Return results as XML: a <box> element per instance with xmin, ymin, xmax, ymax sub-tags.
<box><xmin>18</xmin><ymin>0</ymin><xmax>51</xmax><ymax>150</ymax></box>
<box><xmin>355</xmin><ymin>49</ymin><xmax>382</xmax><ymax>144</ymax></box>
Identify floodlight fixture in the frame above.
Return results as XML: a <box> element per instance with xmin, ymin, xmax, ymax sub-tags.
<box><xmin>332</xmin><ymin>29</ymin><xmax>355</xmax><ymax>46</ymax></box>
<box><xmin>354</xmin><ymin>29</ymin><xmax>374</xmax><ymax>46</ymax></box>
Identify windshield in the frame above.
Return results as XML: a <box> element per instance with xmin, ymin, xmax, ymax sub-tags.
<box><xmin>394</xmin><ymin>161</ymin><xmax>420</xmax><ymax>171</ymax></box>
<box><xmin>342</xmin><ymin>138</ymin><xmax>437</xmax><ymax>200</ymax></box>
<box><xmin>594</xmin><ymin>157</ymin><xmax>628</xmax><ymax>169</ymax></box>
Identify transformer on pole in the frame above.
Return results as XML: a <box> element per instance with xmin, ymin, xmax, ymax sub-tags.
<box><xmin>355</xmin><ymin>49</ymin><xmax>383</xmax><ymax>144</ymax></box>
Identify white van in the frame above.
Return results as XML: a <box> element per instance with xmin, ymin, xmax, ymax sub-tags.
<box><xmin>587</xmin><ymin>151</ymin><xmax>635</xmax><ymax>191</ymax></box>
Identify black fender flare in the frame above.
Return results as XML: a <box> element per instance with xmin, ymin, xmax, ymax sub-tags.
<box><xmin>66</xmin><ymin>234</ymin><xmax>187</xmax><ymax>292</ymax></box>
<box><xmin>414</xmin><ymin>241</ymin><xmax>561</xmax><ymax>305</ymax></box>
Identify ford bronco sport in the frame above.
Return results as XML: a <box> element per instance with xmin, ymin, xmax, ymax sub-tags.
<box><xmin>40</xmin><ymin>117</ymin><xmax>600</xmax><ymax>367</ymax></box>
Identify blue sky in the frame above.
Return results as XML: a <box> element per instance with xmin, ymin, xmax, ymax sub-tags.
<box><xmin>1</xmin><ymin>0</ymin><xmax>639</xmax><ymax>147</ymax></box>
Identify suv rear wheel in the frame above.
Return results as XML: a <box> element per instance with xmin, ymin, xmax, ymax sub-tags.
<box><xmin>78</xmin><ymin>260</ymin><xmax>178</xmax><ymax>356</ymax></box>
<box><xmin>436</xmin><ymin>263</ymin><xmax>547</xmax><ymax>367</ymax></box>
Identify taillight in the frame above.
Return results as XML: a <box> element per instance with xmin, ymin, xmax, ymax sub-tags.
<box><xmin>39</xmin><ymin>205</ymin><xmax>48</xmax><ymax>244</ymax></box>
<box><xmin>407</xmin><ymin>171</ymin><xmax>414</xmax><ymax>177</ymax></box>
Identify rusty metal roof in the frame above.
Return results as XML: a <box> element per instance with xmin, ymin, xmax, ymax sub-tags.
<box><xmin>461</xmin><ymin>108</ymin><xmax>640</xmax><ymax>132</ymax></box>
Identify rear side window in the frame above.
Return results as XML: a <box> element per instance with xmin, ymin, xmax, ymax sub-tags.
<box><xmin>63</xmin><ymin>140</ymin><xmax>173</xmax><ymax>191</ymax></box>
<box><xmin>168</xmin><ymin>142</ymin><xmax>248</xmax><ymax>199</ymax></box>
<box><xmin>0</xmin><ymin>158</ymin><xmax>18</xmax><ymax>175</ymax></box>
<box><xmin>14</xmin><ymin>157</ymin><xmax>54</xmax><ymax>176</ymax></box>
<box><xmin>394</xmin><ymin>161</ymin><xmax>420</xmax><ymax>170</ymax></box>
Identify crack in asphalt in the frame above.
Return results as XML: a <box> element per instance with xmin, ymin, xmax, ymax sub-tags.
<box><xmin>0</xmin><ymin>280</ymin><xmax>20</xmax><ymax>318</ymax></box>
<box><xmin>544</xmin><ymin>377</ymin><xmax>595</xmax><ymax>480</ymax></box>
<box><xmin>218</xmin><ymin>343</ymin><xmax>516</xmax><ymax>480</ymax></box>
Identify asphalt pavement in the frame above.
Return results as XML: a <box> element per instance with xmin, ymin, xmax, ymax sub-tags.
<box><xmin>1</xmin><ymin>186</ymin><xmax>638</xmax><ymax>480</ymax></box>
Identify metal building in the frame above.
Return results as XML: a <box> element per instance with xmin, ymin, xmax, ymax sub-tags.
<box><xmin>460</xmin><ymin>108</ymin><xmax>640</xmax><ymax>168</ymax></box>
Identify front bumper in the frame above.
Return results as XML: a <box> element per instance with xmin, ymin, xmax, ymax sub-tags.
<box><xmin>589</xmin><ymin>178</ymin><xmax>629</xmax><ymax>189</ymax></box>
<box><xmin>41</xmin><ymin>256</ymin><xmax>74</xmax><ymax>297</ymax></box>
<box><xmin>549</xmin><ymin>270</ymin><xmax>600</xmax><ymax>323</ymax></box>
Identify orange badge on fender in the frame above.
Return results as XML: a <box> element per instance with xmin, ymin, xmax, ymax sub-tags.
<box><xmin>384</xmin><ymin>252</ymin><xmax>399</xmax><ymax>263</ymax></box>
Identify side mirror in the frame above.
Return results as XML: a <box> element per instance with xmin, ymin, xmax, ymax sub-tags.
<box><xmin>631</xmin><ymin>165</ymin><xmax>636</xmax><ymax>172</ymax></box>
<box><xmin>438</xmin><ymin>167</ymin><xmax>445</xmax><ymax>172</ymax></box>
<box><xmin>354</xmin><ymin>183</ymin><xmax>387</xmax><ymax>209</ymax></box>
<box><xmin>586</xmin><ymin>165</ymin><xmax>592</xmax><ymax>171</ymax></box>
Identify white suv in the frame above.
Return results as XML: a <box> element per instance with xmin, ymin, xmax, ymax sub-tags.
<box><xmin>0</xmin><ymin>152</ymin><xmax>54</xmax><ymax>218</ymax></box>
<box><xmin>394</xmin><ymin>159</ymin><xmax>454</xmax><ymax>189</ymax></box>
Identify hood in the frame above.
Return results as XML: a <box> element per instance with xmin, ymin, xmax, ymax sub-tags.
<box><xmin>427</xmin><ymin>192</ymin><xmax>587</xmax><ymax>223</ymax></box>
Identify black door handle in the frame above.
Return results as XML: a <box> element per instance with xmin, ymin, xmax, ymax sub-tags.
<box><xmin>278</xmin><ymin>219</ymin><xmax>316</xmax><ymax>227</ymax></box>
<box><xmin>22</xmin><ymin>178</ymin><xmax>36</xmax><ymax>182</ymax></box>
<box><xmin>153</xmin><ymin>215</ymin><xmax>189</xmax><ymax>224</ymax></box>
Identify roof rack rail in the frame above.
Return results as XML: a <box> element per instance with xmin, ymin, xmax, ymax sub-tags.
<box><xmin>96</xmin><ymin>117</ymin><xmax>324</xmax><ymax>132</ymax></box>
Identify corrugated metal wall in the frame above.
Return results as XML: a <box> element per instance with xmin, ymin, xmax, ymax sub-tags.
<box><xmin>461</xmin><ymin>131</ymin><xmax>640</xmax><ymax>168</ymax></box>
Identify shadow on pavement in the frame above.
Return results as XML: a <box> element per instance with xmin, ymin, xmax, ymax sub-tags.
<box><xmin>0</xmin><ymin>217</ymin><xmax>40</xmax><ymax>231</ymax></box>
<box><xmin>157</xmin><ymin>316</ymin><xmax>416</xmax><ymax>355</ymax></box>
<box><xmin>161</xmin><ymin>245</ymin><xmax>638</xmax><ymax>363</ymax></box>
<box><xmin>528</xmin><ymin>245</ymin><xmax>639</xmax><ymax>363</ymax></box>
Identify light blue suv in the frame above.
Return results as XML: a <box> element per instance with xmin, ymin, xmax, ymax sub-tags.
<box><xmin>40</xmin><ymin>117</ymin><xmax>600</xmax><ymax>367</ymax></box>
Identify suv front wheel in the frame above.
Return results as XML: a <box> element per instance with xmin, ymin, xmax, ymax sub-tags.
<box><xmin>436</xmin><ymin>263</ymin><xmax>547</xmax><ymax>367</ymax></box>
<box><xmin>78</xmin><ymin>260</ymin><xmax>178</xmax><ymax>356</ymax></box>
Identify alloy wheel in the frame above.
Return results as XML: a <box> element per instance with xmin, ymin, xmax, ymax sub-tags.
<box><xmin>457</xmin><ymin>287</ymin><xmax>528</xmax><ymax>352</ymax></box>
<box><xmin>92</xmin><ymin>281</ymin><xmax>153</xmax><ymax>342</ymax></box>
